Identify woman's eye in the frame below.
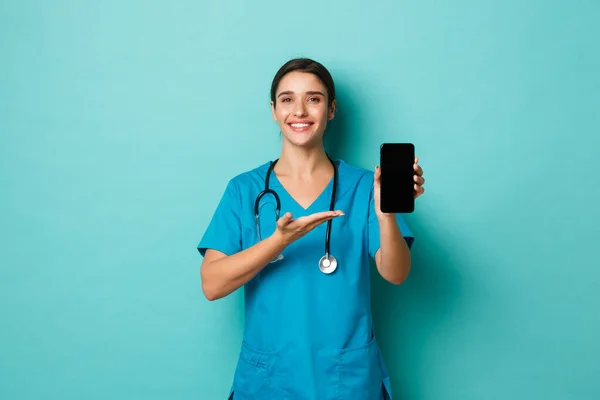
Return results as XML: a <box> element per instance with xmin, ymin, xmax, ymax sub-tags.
<box><xmin>308</xmin><ymin>97</ymin><xmax>320</xmax><ymax>102</ymax></box>
<box><xmin>281</xmin><ymin>98</ymin><xmax>291</xmax><ymax>103</ymax></box>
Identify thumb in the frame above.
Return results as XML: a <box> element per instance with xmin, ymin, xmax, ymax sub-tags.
<box><xmin>374</xmin><ymin>166</ymin><xmax>381</xmax><ymax>182</ymax></box>
<box><xmin>277</xmin><ymin>212</ymin><xmax>293</xmax><ymax>227</ymax></box>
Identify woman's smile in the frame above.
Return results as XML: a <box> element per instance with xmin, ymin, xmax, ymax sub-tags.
<box><xmin>288</xmin><ymin>121</ymin><xmax>314</xmax><ymax>132</ymax></box>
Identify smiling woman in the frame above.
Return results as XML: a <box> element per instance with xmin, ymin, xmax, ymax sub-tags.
<box><xmin>197</xmin><ymin>57</ymin><xmax>425</xmax><ymax>400</ymax></box>
<box><xmin>270</xmin><ymin>59</ymin><xmax>336</xmax><ymax>150</ymax></box>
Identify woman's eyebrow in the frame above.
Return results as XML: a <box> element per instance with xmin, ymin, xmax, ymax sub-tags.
<box><xmin>277</xmin><ymin>90</ymin><xmax>325</xmax><ymax>98</ymax></box>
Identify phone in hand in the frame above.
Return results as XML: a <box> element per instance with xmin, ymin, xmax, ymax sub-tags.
<box><xmin>380</xmin><ymin>143</ymin><xmax>415</xmax><ymax>213</ymax></box>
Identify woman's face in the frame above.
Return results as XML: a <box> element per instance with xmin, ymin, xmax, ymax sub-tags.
<box><xmin>271</xmin><ymin>71</ymin><xmax>335</xmax><ymax>148</ymax></box>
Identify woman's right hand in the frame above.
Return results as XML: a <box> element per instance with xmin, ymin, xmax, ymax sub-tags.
<box><xmin>271</xmin><ymin>210</ymin><xmax>344</xmax><ymax>246</ymax></box>
<box><xmin>201</xmin><ymin>209</ymin><xmax>344</xmax><ymax>301</ymax></box>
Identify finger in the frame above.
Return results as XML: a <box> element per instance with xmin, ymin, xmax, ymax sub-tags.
<box><xmin>292</xmin><ymin>216</ymin><xmax>330</xmax><ymax>233</ymax></box>
<box><xmin>414</xmin><ymin>184</ymin><xmax>425</xmax><ymax>196</ymax></box>
<box><xmin>295</xmin><ymin>211</ymin><xmax>333</xmax><ymax>225</ymax></box>
<box><xmin>374</xmin><ymin>165</ymin><xmax>381</xmax><ymax>181</ymax></box>
<box><xmin>297</xmin><ymin>211</ymin><xmax>343</xmax><ymax>231</ymax></box>
<box><xmin>301</xmin><ymin>210</ymin><xmax>343</xmax><ymax>226</ymax></box>
<box><xmin>276</xmin><ymin>212</ymin><xmax>293</xmax><ymax>227</ymax></box>
<box><xmin>413</xmin><ymin>163</ymin><xmax>423</xmax><ymax>177</ymax></box>
<box><xmin>307</xmin><ymin>210</ymin><xmax>345</xmax><ymax>229</ymax></box>
<box><xmin>414</xmin><ymin>175</ymin><xmax>425</xmax><ymax>185</ymax></box>
<box><xmin>305</xmin><ymin>217</ymin><xmax>335</xmax><ymax>232</ymax></box>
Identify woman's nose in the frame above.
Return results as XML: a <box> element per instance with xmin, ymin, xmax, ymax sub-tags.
<box><xmin>294</xmin><ymin>102</ymin><xmax>307</xmax><ymax>116</ymax></box>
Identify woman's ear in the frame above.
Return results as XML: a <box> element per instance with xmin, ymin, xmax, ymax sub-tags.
<box><xmin>270</xmin><ymin>100</ymin><xmax>277</xmax><ymax>121</ymax></box>
<box><xmin>328</xmin><ymin>99</ymin><xmax>336</xmax><ymax>120</ymax></box>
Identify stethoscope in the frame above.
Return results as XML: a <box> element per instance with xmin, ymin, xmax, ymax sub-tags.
<box><xmin>254</xmin><ymin>156</ymin><xmax>339</xmax><ymax>274</ymax></box>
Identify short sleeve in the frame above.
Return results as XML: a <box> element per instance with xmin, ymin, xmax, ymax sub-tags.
<box><xmin>368</xmin><ymin>185</ymin><xmax>415</xmax><ymax>259</ymax></box>
<box><xmin>197</xmin><ymin>179</ymin><xmax>243</xmax><ymax>257</ymax></box>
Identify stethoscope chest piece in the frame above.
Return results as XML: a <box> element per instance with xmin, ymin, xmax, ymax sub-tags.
<box><xmin>259</xmin><ymin>156</ymin><xmax>340</xmax><ymax>275</ymax></box>
<box><xmin>319</xmin><ymin>255</ymin><xmax>338</xmax><ymax>274</ymax></box>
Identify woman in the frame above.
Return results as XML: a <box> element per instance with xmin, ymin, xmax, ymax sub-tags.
<box><xmin>197</xmin><ymin>58</ymin><xmax>425</xmax><ymax>400</ymax></box>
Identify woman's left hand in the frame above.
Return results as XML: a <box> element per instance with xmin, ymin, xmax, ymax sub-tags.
<box><xmin>374</xmin><ymin>156</ymin><xmax>425</xmax><ymax>215</ymax></box>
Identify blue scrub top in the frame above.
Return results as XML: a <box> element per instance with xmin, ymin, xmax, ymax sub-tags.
<box><xmin>198</xmin><ymin>159</ymin><xmax>414</xmax><ymax>400</ymax></box>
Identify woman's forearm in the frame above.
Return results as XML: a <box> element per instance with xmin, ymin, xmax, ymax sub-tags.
<box><xmin>200</xmin><ymin>234</ymin><xmax>286</xmax><ymax>301</ymax></box>
<box><xmin>375</xmin><ymin>215</ymin><xmax>411</xmax><ymax>285</ymax></box>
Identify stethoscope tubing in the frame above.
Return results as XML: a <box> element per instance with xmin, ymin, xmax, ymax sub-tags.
<box><xmin>254</xmin><ymin>156</ymin><xmax>338</xmax><ymax>271</ymax></box>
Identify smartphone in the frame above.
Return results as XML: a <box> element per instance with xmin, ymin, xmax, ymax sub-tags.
<box><xmin>380</xmin><ymin>143</ymin><xmax>415</xmax><ymax>213</ymax></box>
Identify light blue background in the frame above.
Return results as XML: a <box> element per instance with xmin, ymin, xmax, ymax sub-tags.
<box><xmin>1</xmin><ymin>1</ymin><xmax>599</xmax><ymax>399</ymax></box>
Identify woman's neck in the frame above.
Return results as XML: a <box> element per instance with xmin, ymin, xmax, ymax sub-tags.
<box><xmin>274</xmin><ymin>142</ymin><xmax>331</xmax><ymax>180</ymax></box>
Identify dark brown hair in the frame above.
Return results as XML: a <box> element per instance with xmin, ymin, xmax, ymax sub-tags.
<box><xmin>270</xmin><ymin>58</ymin><xmax>336</xmax><ymax>108</ymax></box>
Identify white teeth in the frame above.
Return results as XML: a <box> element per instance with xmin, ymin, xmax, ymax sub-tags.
<box><xmin>291</xmin><ymin>123</ymin><xmax>310</xmax><ymax>128</ymax></box>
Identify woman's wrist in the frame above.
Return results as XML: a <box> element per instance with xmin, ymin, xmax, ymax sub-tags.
<box><xmin>376</xmin><ymin>212</ymin><xmax>397</xmax><ymax>224</ymax></box>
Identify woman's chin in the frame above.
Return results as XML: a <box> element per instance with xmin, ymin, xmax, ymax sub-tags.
<box><xmin>282</xmin><ymin>129</ymin><xmax>324</xmax><ymax>148</ymax></box>
<box><xmin>284</xmin><ymin>135</ymin><xmax>323</xmax><ymax>149</ymax></box>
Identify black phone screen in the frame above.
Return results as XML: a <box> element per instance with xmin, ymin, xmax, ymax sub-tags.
<box><xmin>380</xmin><ymin>143</ymin><xmax>415</xmax><ymax>213</ymax></box>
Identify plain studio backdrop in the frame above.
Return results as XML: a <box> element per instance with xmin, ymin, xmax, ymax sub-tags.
<box><xmin>1</xmin><ymin>1</ymin><xmax>599</xmax><ymax>399</ymax></box>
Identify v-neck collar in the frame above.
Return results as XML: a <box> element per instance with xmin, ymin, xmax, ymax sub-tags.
<box><xmin>270</xmin><ymin>160</ymin><xmax>339</xmax><ymax>213</ymax></box>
